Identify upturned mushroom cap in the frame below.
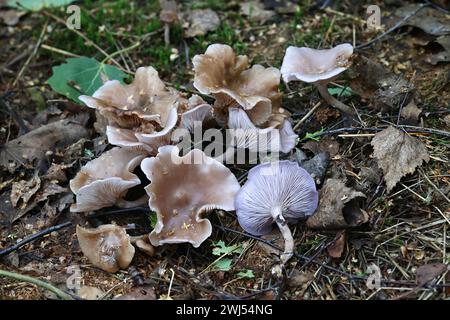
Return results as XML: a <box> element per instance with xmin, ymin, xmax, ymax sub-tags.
<box><xmin>192</xmin><ymin>44</ymin><xmax>280</xmax><ymax>116</ymax></box>
<box><xmin>228</xmin><ymin>108</ymin><xmax>297</xmax><ymax>153</ymax></box>
<box><xmin>79</xmin><ymin>66</ymin><xmax>184</xmax><ymax>153</ymax></box>
<box><xmin>235</xmin><ymin>160</ymin><xmax>318</xmax><ymax>236</ymax></box>
<box><xmin>70</xmin><ymin>147</ymin><xmax>146</xmax><ymax>212</ymax></box>
<box><xmin>180</xmin><ymin>95</ymin><xmax>214</xmax><ymax>133</ymax></box>
<box><xmin>76</xmin><ymin>224</ymin><xmax>135</xmax><ymax>273</ymax></box>
<box><xmin>141</xmin><ymin>145</ymin><xmax>240</xmax><ymax>247</ymax></box>
<box><xmin>280</xmin><ymin>44</ymin><xmax>353</xmax><ymax>83</ymax></box>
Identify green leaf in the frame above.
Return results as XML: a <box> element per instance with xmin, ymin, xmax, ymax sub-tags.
<box><xmin>327</xmin><ymin>86</ymin><xmax>354</xmax><ymax>97</ymax></box>
<box><xmin>47</xmin><ymin>57</ymin><xmax>127</xmax><ymax>103</ymax></box>
<box><xmin>236</xmin><ymin>270</ymin><xmax>254</xmax><ymax>279</ymax></box>
<box><xmin>301</xmin><ymin>128</ymin><xmax>324</xmax><ymax>142</ymax></box>
<box><xmin>7</xmin><ymin>0</ymin><xmax>75</xmax><ymax>11</ymax></box>
<box><xmin>211</xmin><ymin>258</ymin><xmax>233</xmax><ymax>272</ymax></box>
<box><xmin>212</xmin><ymin>241</ymin><xmax>243</xmax><ymax>256</ymax></box>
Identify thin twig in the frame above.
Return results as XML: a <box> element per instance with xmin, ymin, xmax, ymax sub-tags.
<box><xmin>12</xmin><ymin>19</ymin><xmax>48</xmax><ymax>87</ymax></box>
<box><xmin>0</xmin><ymin>221</ymin><xmax>72</xmax><ymax>257</ymax></box>
<box><xmin>356</xmin><ymin>3</ymin><xmax>429</xmax><ymax>49</ymax></box>
<box><xmin>293</xmin><ymin>102</ymin><xmax>322</xmax><ymax>131</ymax></box>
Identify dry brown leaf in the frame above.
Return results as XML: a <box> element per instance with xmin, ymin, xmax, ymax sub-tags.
<box><xmin>183</xmin><ymin>9</ymin><xmax>220</xmax><ymax>38</ymax></box>
<box><xmin>10</xmin><ymin>175</ymin><xmax>41</xmax><ymax>207</ymax></box>
<box><xmin>306</xmin><ymin>179</ymin><xmax>367</xmax><ymax>230</ymax></box>
<box><xmin>303</xmin><ymin>136</ymin><xmax>340</xmax><ymax>156</ymax></box>
<box><xmin>0</xmin><ymin>9</ymin><xmax>25</xmax><ymax>26</ymax></box>
<box><xmin>400</xmin><ymin>100</ymin><xmax>422</xmax><ymax>123</ymax></box>
<box><xmin>240</xmin><ymin>1</ymin><xmax>274</xmax><ymax>23</ymax></box>
<box><xmin>327</xmin><ymin>231</ymin><xmax>346</xmax><ymax>258</ymax></box>
<box><xmin>371</xmin><ymin>126</ymin><xmax>430</xmax><ymax>192</ymax></box>
<box><xmin>416</xmin><ymin>263</ymin><xmax>448</xmax><ymax>286</ymax></box>
<box><xmin>77</xmin><ymin>286</ymin><xmax>105</xmax><ymax>300</ymax></box>
<box><xmin>0</xmin><ymin>115</ymin><xmax>90</xmax><ymax>169</ymax></box>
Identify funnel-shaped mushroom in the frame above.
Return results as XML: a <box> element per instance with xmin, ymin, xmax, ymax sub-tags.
<box><xmin>141</xmin><ymin>145</ymin><xmax>240</xmax><ymax>247</ymax></box>
<box><xmin>193</xmin><ymin>44</ymin><xmax>280</xmax><ymax>125</ymax></box>
<box><xmin>193</xmin><ymin>44</ymin><xmax>297</xmax><ymax>154</ymax></box>
<box><xmin>235</xmin><ymin>161</ymin><xmax>318</xmax><ymax>263</ymax></box>
<box><xmin>70</xmin><ymin>147</ymin><xmax>146</xmax><ymax>212</ymax></box>
<box><xmin>76</xmin><ymin>224</ymin><xmax>135</xmax><ymax>273</ymax></box>
<box><xmin>79</xmin><ymin>66</ymin><xmax>184</xmax><ymax>154</ymax></box>
<box><xmin>281</xmin><ymin>44</ymin><xmax>355</xmax><ymax>116</ymax></box>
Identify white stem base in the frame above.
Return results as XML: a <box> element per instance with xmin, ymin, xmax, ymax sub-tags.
<box><xmin>271</xmin><ymin>206</ymin><xmax>294</xmax><ymax>264</ymax></box>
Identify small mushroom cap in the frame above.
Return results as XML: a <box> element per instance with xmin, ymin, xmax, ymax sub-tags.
<box><xmin>193</xmin><ymin>44</ymin><xmax>280</xmax><ymax>114</ymax></box>
<box><xmin>141</xmin><ymin>145</ymin><xmax>240</xmax><ymax>247</ymax></box>
<box><xmin>70</xmin><ymin>147</ymin><xmax>145</xmax><ymax>212</ymax></box>
<box><xmin>235</xmin><ymin>161</ymin><xmax>318</xmax><ymax>236</ymax></box>
<box><xmin>228</xmin><ymin>108</ymin><xmax>297</xmax><ymax>153</ymax></box>
<box><xmin>79</xmin><ymin>67</ymin><xmax>183</xmax><ymax>153</ymax></box>
<box><xmin>76</xmin><ymin>224</ymin><xmax>135</xmax><ymax>273</ymax></box>
<box><xmin>159</xmin><ymin>0</ymin><xmax>178</xmax><ymax>24</ymax></box>
<box><xmin>280</xmin><ymin>44</ymin><xmax>353</xmax><ymax>83</ymax></box>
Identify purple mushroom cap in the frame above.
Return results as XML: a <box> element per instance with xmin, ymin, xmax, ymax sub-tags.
<box><xmin>235</xmin><ymin>160</ymin><xmax>318</xmax><ymax>236</ymax></box>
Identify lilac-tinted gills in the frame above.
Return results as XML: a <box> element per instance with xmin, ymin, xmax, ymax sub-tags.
<box><xmin>235</xmin><ymin>161</ymin><xmax>318</xmax><ymax>236</ymax></box>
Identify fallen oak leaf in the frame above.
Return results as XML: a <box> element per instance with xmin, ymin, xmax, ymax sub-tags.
<box><xmin>371</xmin><ymin>126</ymin><xmax>430</xmax><ymax>192</ymax></box>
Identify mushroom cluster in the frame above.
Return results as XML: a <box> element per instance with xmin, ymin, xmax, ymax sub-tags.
<box><xmin>193</xmin><ymin>44</ymin><xmax>297</xmax><ymax>153</ymax></box>
<box><xmin>70</xmin><ymin>42</ymin><xmax>356</xmax><ymax>272</ymax></box>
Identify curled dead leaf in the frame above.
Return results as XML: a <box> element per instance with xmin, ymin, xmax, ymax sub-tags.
<box><xmin>306</xmin><ymin>179</ymin><xmax>367</xmax><ymax>230</ymax></box>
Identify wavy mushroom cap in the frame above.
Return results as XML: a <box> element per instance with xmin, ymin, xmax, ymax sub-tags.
<box><xmin>79</xmin><ymin>66</ymin><xmax>184</xmax><ymax>153</ymax></box>
<box><xmin>76</xmin><ymin>224</ymin><xmax>135</xmax><ymax>273</ymax></box>
<box><xmin>193</xmin><ymin>44</ymin><xmax>280</xmax><ymax>117</ymax></box>
<box><xmin>141</xmin><ymin>145</ymin><xmax>240</xmax><ymax>247</ymax></box>
<box><xmin>70</xmin><ymin>147</ymin><xmax>146</xmax><ymax>212</ymax></box>
<box><xmin>228</xmin><ymin>108</ymin><xmax>297</xmax><ymax>154</ymax></box>
<box><xmin>281</xmin><ymin>44</ymin><xmax>354</xmax><ymax>83</ymax></box>
<box><xmin>235</xmin><ymin>161</ymin><xmax>318</xmax><ymax>236</ymax></box>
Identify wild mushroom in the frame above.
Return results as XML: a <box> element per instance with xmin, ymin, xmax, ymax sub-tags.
<box><xmin>159</xmin><ymin>0</ymin><xmax>178</xmax><ymax>45</ymax></box>
<box><xmin>179</xmin><ymin>94</ymin><xmax>214</xmax><ymax>133</ymax></box>
<box><xmin>280</xmin><ymin>44</ymin><xmax>355</xmax><ymax>116</ymax></box>
<box><xmin>70</xmin><ymin>147</ymin><xmax>146</xmax><ymax>212</ymax></box>
<box><xmin>192</xmin><ymin>44</ymin><xmax>297</xmax><ymax>154</ymax></box>
<box><xmin>76</xmin><ymin>224</ymin><xmax>135</xmax><ymax>273</ymax></box>
<box><xmin>228</xmin><ymin>108</ymin><xmax>297</xmax><ymax>154</ymax></box>
<box><xmin>79</xmin><ymin>66</ymin><xmax>184</xmax><ymax>154</ymax></box>
<box><xmin>192</xmin><ymin>43</ymin><xmax>280</xmax><ymax>126</ymax></box>
<box><xmin>235</xmin><ymin>161</ymin><xmax>318</xmax><ymax>264</ymax></box>
<box><xmin>141</xmin><ymin>145</ymin><xmax>240</xmax><ymax>247</ymax></box>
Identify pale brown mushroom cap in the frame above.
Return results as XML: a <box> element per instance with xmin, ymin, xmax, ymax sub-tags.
<box><xmin>79</xmin><ymin>67</ymin><xmax>184</xmax><ymax>153</ymax></box>
<box><xmin>76</xmin><ymin>224</ymin><xmax>135</xmax><ymax>273</ymax></box>
<box><xmin>280</xmin><ymin>44</ymin><xmax>354</xmax><ymax>83</ymax></box>
<box><xmin>70</xmin><ymin>147</ymin><xmax>146</xmax><ymax>212</ymax></box>
<box><xmin>192</xmin><ymin>44</ymin><xmax>280</xmax><ymax>116</ymax></box>
<box><xmin>141</xmin><ymin>145</ymin><xmax>240</xmax><ymax>247</ymax></box>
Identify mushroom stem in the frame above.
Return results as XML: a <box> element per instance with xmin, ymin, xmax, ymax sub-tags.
<box><xmin>271</xmin><ymin>206</ymin><xmax>294</xmax><ymax>264</ymax></box>
<box><xmin>164</xmin><ymin>23</ymin><xmax>170</xmax><ymax>45</ymax></box>
<box><xmin>315</xmin><ymin>82</ymin><xmax>356</xmax><ymax>116</ymax></box>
